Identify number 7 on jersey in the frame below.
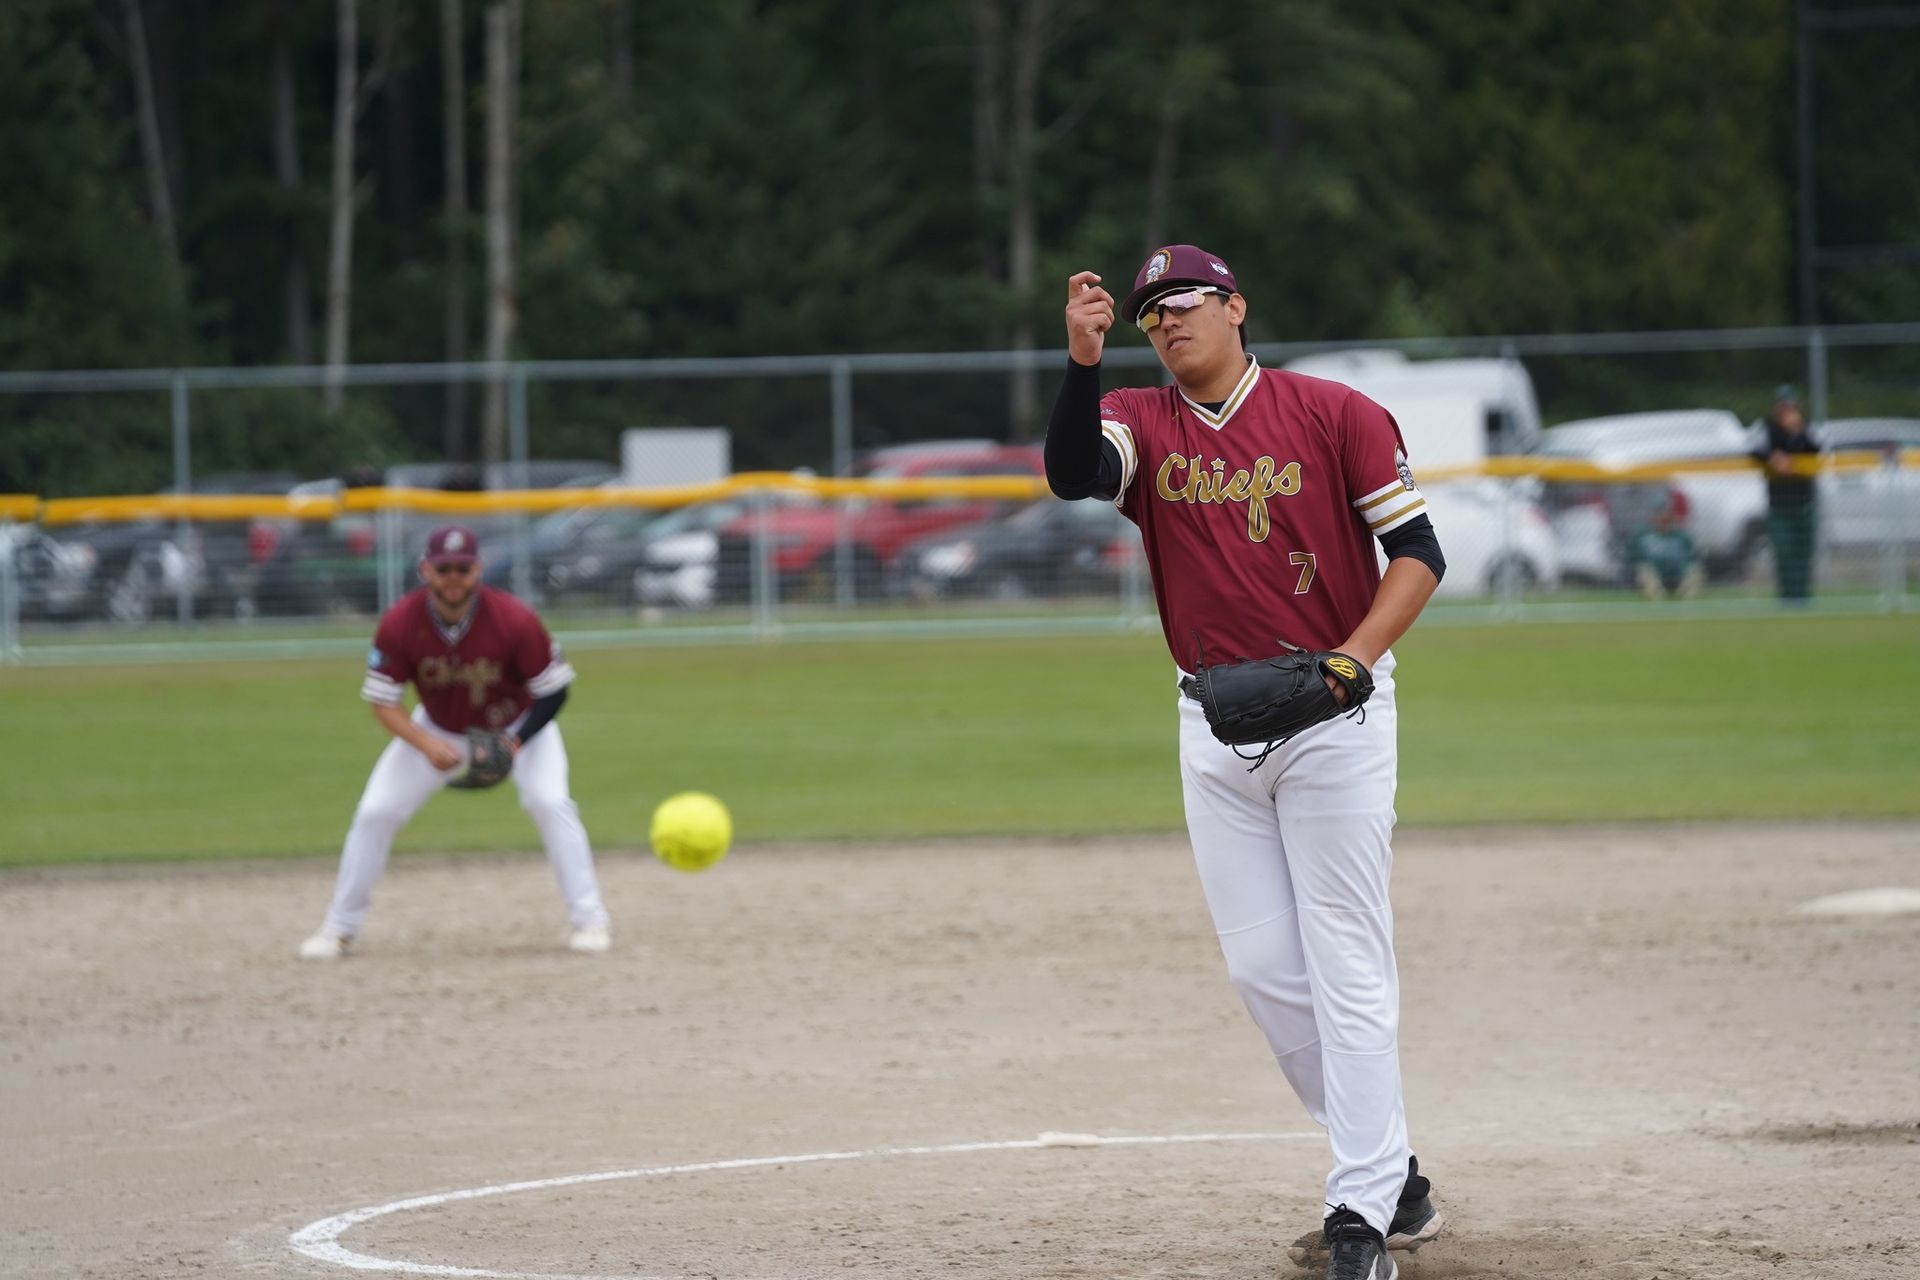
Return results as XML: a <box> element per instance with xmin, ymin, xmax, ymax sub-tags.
<box><xmin>1289</xmin><ymin>551</ymin><xmax>1317</xmax><ymax>595</ymax></box>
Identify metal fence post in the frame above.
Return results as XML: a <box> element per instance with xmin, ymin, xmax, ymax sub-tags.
<box><xmin>171</xmin><ymin>372</ymin><xmax>193</xmax><ymax>625</ymax></box>
<box><xmin>1121</xmin><ymin>530</ymin><xmax>1147</xmax><ymax>626</ymax></box>
<box><xmin>1880</xmin><ymin>448</ymin><xmax>1904</xmax><ymax>613</ymax></box>
<box><xmin>750</xmin><ymin>486</ymin><xmax>777</xmax><ymax>639</ymax></box>
<box><xmin>1497</xmin><ymin>336</ymin><xmax>1525</xmax><ymax>619</ymax></box>
<box><xmin>831</xmin><ymin>360</ymin><xmax>854</xmax><ymax>607</ymax></box>
<box><xmin>1807</xmin><ymin>326</ymin><xmax>1829</xmax><ymax>427</ymax></box>
<box><xmin>1495</xmin><ymin>479</ymin><xmax>1521</xmax><ymax>620</ymax></box>
<box><xmin>378</xmin><ymin>501</ymin><xmax>402</xmax><ymax>612</ymax></box>
<box><xmin>0</xmin><ymin>520</ymin><xmax>20</xmax><ymax>663</ymax></box>
<box><xmin>508</xmin><ymin>365</ymin><xmax>533</xmax><ymax>603</ymax></box>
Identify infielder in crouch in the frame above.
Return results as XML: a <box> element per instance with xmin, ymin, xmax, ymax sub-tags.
<box><xmin>298</xmin><ymin>525</ymin><xmax>611</xmax><ymax>959</ymax></box>
<box><xmin>1046</xmin><ymin>247</ymin><xmax>1446</xmax><ymax>1280</ymax></box>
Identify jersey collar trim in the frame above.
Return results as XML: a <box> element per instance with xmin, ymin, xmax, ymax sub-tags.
<box><xmin>430</xmin><ymin>591</ymin><xmax>481</xmax><ymax>647</ymax></box>
<box><xmin>1179</xmin><ymin>355</ymin><xmax>1261</xmax><ymax>431</ymax></box>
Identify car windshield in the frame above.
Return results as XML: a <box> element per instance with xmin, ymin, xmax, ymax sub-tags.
<box><xmin>1537</xmin><ymin>429</ymin><xmax>1742</xmax><ymax>462</ymax></box>
<box><xmin>866</xmin><ymin>456</ymin><xmax>1033</xmax><ymax>481</ymax></box>
<box><xmin>533</xmin><ymin>506</ymin><xmax>599</xmax><ymax>538</ymax></box>
<box><xmin>1536</xmin><ymin>412</ymin><xmax>1751</xmax><ymax>458</ymax></box>
<box><xmin>866</xmin><ymin>463</ymin><xmax>929</xmax><ymax>481</ymax></box>
<box><xmin>1820</xmin><ymin>421</ymin><xmax>1920</xmax><ymax>450</ymax></box>
<box><xmin>649</xmin><ymin>500</ymin><xmax>745</xmax><ymax>536</ymax></box>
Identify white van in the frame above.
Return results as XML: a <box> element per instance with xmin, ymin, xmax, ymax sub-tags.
<box><xmin>1281</xmin><ymin>348</ymin><xmax>1542</xmax><ymax>468</ymax></box>
<box><xmin>1285</xmin><ymin>349</ymin><xmax>1555</xmax><ymax>598</ymax></box>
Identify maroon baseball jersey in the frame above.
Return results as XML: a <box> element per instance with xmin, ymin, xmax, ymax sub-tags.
<box><xmin>360</xmin><ymin>586</ymin><xmax>576</xmax><ymax>732</ymax></box>
<box><xmin>1099</xmin><ymin>356</ymin><xmax>1425</xmax><ymax>671</ymax></box>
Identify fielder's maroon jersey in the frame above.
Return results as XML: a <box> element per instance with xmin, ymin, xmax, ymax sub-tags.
<box><xmin>1100</xmin><ymin>356</ymin><xmax>1425</xmax><ymax>671</ymax></box>
<box><xmin>360</xmin><ymin>586</ymin><xmax>576</xmax><ymax>732</ymax></box>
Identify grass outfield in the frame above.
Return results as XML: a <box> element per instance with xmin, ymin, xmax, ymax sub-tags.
<box><xmin>1</xmin><ymin>615</ymin><xmax>1915</xmax><ymax>866</ymax></box>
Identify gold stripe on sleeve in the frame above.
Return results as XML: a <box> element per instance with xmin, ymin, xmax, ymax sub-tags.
<box><xmin>1367</xmin><ymin>494</ymin><xmax>1427</xmax><ymax>530</ymax></box>
<box><xmin>1357</xmin><ymin>484</ymin><xmax>1413</xmax><ymax>514</ymax></box>
<box><xmin>1101</xmin><ymin>421</ymin><xmax>1138</xmax><ymax>492</ymax></box>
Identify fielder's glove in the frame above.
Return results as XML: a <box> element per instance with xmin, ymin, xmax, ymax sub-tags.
<box><xmin>446</xmin><ymin>728</ymin><xmax>515</xmax><ymax>790</ymax></box>
<box><xmin>1182</xmin><ymin>647</ymin><xmax>1374</xmax><ymax>769</ymax></box>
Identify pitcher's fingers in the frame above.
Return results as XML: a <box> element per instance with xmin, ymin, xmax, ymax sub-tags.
<box><xmin>1066</xmin><ymin>270</ymin><xmax>1102</xmax><ymax>299</ymax></box>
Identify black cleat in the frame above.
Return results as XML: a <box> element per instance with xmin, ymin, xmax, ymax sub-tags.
<box><xmin>1322</xmin><ymin>1207</ymin><xmax>1396</xmax><ymax>1280</ymax></box>
<box><xmin>1286</xmin><ymin>1156</ymin><xmax>1444</xmax><ymax>1269</ymax></box>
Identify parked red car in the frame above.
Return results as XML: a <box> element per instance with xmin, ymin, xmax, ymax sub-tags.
<box><xmin>714</xmin><ymin>442</ymin><xmax>1046</xmax><ymax>602</ymax></box>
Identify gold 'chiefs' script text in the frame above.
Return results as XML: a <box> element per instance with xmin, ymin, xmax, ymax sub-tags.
<box><xmin>419</xmin><ymin>655</ymin><xmax>503</xmax><ymax>708</ymax></box>
<box><xmin>1155</xmin><ymin>454</ymin><xmax>1303</xmax><ymax>543</ymax></box>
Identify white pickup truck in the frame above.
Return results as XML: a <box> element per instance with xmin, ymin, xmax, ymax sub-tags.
<box><xmin>1528</xmin><ymin>410</ymin><xmax>1769</xmax><ymax>585</ymax></box>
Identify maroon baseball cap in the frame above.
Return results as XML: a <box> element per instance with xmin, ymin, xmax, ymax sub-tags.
<box><xmin>1121</xmin><ymin>245</ymin><xmax>1240</xmax><ymax>325</ymax></box>
<box><xmin>423</xmin><ymin>524</ymin><xmax>481</xmax><ymax>565</ymax></box>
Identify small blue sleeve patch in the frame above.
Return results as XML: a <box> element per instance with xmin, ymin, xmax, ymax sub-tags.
<box><xmin>367</xmin><ymin>647</ymin><xmax>384</xmax><ymax>669</ymax></box>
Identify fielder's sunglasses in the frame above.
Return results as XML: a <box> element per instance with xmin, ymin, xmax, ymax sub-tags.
<box><xmin>1137</xmin><ymin>286</ymin><xmax>1228</xmax><ymax>332</ymax></box>
<box><xmin>430</xmin><ymin>560</ymin><xmax>477</xmax><ymax>576</ymax></box>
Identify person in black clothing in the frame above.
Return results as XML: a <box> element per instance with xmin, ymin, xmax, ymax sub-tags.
<box><xmin>1753</xmin><ymin>385</ymin><xmax>1819</xmax><ymax>604</ymax></box>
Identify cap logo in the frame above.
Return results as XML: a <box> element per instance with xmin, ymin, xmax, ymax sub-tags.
<box><xmin>1210</xmin><ymin>261</ymin><xmax>1229</xmax><ymax>276</ymax></box>
<box><xmin>445</xmin><ymin>531</ymin><xmax>465</xmax><ymax>551</ymax></box>
<box><xmin>1144</xmin><ymin>250</ymin><xmax>1171</xmax><ymax>284</ymax></box>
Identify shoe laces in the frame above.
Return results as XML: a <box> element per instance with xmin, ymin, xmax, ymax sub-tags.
<box><xmin>1323</xmin><ymin>1205</ymin><xmax>1385</xmax><ymax>1280</ymax></box>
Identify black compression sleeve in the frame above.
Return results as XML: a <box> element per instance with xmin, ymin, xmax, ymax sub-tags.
<box><xmin>1378</xmin><ymin>514</ymin><xmax>1446</xmax><ymax>583</ymax></box>
<box><xmin>1045</xmin><ymin>358</ymin><xmax>1122</xmax><ymax>501</ymax></box>
<box><xmin>513</xmin><ymin>686</ymin><xmax>567</xmax><ymax>745</ymax></box>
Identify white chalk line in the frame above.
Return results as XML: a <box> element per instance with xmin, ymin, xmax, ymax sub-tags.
<box><xmin>287</xmin><ymin>1130</ymin><xmax>1319</xmax><ymax>1279</ymax></box>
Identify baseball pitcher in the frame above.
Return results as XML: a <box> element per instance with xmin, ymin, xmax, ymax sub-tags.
<box><xmin>1047</xmin><ymin>248</ymin><xmax>1448</xmax><ymax>1280</ymax></box>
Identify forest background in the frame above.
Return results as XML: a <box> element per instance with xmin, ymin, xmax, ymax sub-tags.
<box><xmin>2</xmin><ymin>0</ymin><xmax>1916</xmax><ymax>494</ymax></box>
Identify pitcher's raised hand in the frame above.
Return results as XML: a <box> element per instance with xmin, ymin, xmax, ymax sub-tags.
<box><xmin>1065</xmin><ymin>271</ymin><xmax>1114</xmax><ymax>366</ymax></box>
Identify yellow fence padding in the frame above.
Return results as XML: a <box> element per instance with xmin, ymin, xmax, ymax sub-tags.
<box><xmin>20</xmin><ymin>451</ymin><xmax>1914</xmax><ymax>527</ymax></box>
<box><xmin>37</xmin><ymin>492</ymin><xmax>344</xmax><ymax>524</ymax></box>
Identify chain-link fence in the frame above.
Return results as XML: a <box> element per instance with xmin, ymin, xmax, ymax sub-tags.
<box><xmin>2</xmin><ymin>324</ymin><xmax>1915</xmax><ymax>663</ymax></box>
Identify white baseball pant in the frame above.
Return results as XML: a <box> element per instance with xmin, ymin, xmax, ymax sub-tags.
<box><xmin>319</xmin><ymin>706</ymin><xmax>609</xmax><ymax>938</ymax></box>
<box><xmin>1177</xmin><ymin>654</ymin><xmax>1409</xmax><ymax>1238</ymax></box>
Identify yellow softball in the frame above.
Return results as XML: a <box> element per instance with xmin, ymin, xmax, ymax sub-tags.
<box><xmin>648</xmin><ymin>791</ymin><xmax>734</xmax><ymax>872</ymax></box>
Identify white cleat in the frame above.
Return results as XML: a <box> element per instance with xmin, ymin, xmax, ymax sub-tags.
<box><xmin>567</xmin><ymin>926</ymin><xmax>611</xmax><ymax>955</ymax></box>
<box><xmin>298</xmin><ymin>930</ymin><xmax>352</xmax><ymax>960</ymax></box>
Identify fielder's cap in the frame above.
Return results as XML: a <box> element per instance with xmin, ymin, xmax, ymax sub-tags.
<box><xmin>1772</xmin><ymin>383</ymin><xmax>1801</xmax><ymax>405</ymax></box>
<box><xmin>1121</xmin><ymin>244</ymin><xmax>1239</xmax><ymax>325</ymax></box>
<box><xmin>423</xmin><ymin>524</ymin><xmax>481</xmax><ymax>565</ymax></box>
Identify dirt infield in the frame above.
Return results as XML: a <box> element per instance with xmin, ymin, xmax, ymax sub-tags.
<box><xmin>3</xmin><ymin>822</ymin><xmax>1917</xmax><ymax>1280</ymax></box>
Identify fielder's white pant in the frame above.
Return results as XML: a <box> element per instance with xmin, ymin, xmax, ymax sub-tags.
<box><xmin>320</xmin><ymin>707</ymin><xmax>609</xmax><ymax>938</ymax></box>
<box><xmin>1178</xmin><ymin>655</ymin><xmax>1409</xmax><ymax>1238</ymax></box>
